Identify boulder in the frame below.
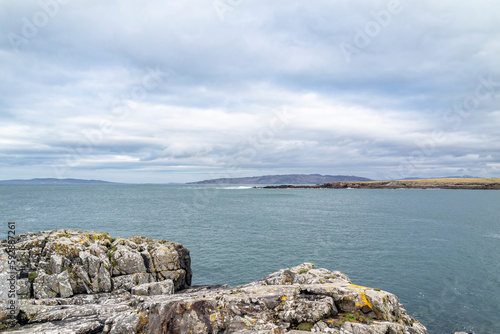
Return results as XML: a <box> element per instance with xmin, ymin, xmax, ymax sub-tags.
<box><xmin>113</xmin><ymin>272</ymin><xmax>154</xmax><ymax>291</ymax></box>
<box><xmin>112</xmin><ymin>245</ymin><xmax>147</xmax><ymax>276</ymax></box>
<box><xmin>16</xmin><ymin>278</ymin><xmax>31</xmax><ymax>298</ymax></box>
<box><xmin>33</xmin><ymin>270</ymin><xmax>73</xmax><ymax>298</ymax></box>
<box><xmin>249</xmin><ymin>262</ymin><xmax>351</xmax><ymax>286</ymax></box>
<box><xmin>131</xmin><ymin>280</ymin><xmax>174</xmax><ymax>296</ymax></box>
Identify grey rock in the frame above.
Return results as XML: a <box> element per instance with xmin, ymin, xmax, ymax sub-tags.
<box><xmin>7</xmin><ymin>319</ymin><xmax>104</xmax><ymax>334</ymax></box>
<box><xmin>33</xmin><ymin>270</ymin><xmax>73</xmax><ymax>299</ymax></box>
<box><xmin>113</xmin><ymin>272</ymin><xmax>154</xmax><ymax>291</ymax></box>
<box><xmin>16</xmin><ymin>278</ymin><xmax>31</xmax><ymax>298</ymax></box>
<box><xmin>1</xmin><ymin>231</ymin><xmax>427</xmax><ymax>334</ymax></box>
<box><xmin>150</xmin><ymin>244</ymin><xmax>179</xmax><ymax>271</ymax></box>
<box><xmin>49</xmin><ymin>253</ymin><xmax>63</xmax><ymax>274</ymax></box>
<box><xmin>0</xmin><ymin>248</ymin><xmax>19</xmax><ymax>325</ymax></box>
<box><xmin>73</xmin><ymin>264</ymin><xmax>92</xmax><ymax>294</ymax></box>
<box><xmin>79</xmin><ymin>248</ymin><xmax>113</xmax><ymax>293</ymax></box>
<box><xmin>112</xmin><ymin>245</ymin><xmax>147</xmax><ymax>276</ymax></box>
<box><xmin>279</xmin><ymin>295</ymin><xmax>337</xmax><ymax>323</ymax></box>
<box><xmin>157</xmin><ymin>269</ymin><xmax>187</xmax><ymax>291</ymax></box>
<box><xmin>232</xmin><ymin>331</ymin><xmax>275</xmax><ymax>334</ymax></box>
<box><xmin>141</xmin><ymin>250</ymin><xmax>154</xmax><ymax>273</ymax></box>
<box><xmin>312</xmin><ymin>321</ymin><xmax>341</xmax><ymax>333</ymax></box>
<box><xmin>132</xmin><ymin>279</ymin><xmax>174</xmax><ymax>296</ymax></box>
<box><xmin>6</xmin><ymin>264</ymin><xmax>428</xmax><ymax>333</ymax></box>
<box><xmin>108</xmin><ymin>312</ymin><xmax>140</xmax><ymax>334</ymax></box>
<box><xmin>249</xmin><ymin>263</ymin><xmax>351</xmax><ymax>286</ymax></box>
<box><xmin>58</xmin><ymin>270</ymin><xmax>74</xmax><ymax>298</ymax></box>
<box><xmin>0</xmin><ymin>229</ymin><xmax>191</xmax><ymax>301</ymax></box>
<box><xmin>17</xmin><ymin>304</ymin><xmax>53</xmax><ymax>323</ymax></box>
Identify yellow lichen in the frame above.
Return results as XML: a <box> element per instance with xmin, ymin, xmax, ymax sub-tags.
<box><xmin>241</xmin><ymin>318</ymin><xmax>251</xmax><ymax>326</ymax></box>
<box><xmin>347</xmin><ymin>284</ymin><xmax>373</xmax><ymax>309</ymax></box>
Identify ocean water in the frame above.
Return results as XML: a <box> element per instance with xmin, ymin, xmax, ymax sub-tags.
<box><xmin>1</xmin><ymin>184</ymin><xmax>499</xmax><ymax>334</ymax></box>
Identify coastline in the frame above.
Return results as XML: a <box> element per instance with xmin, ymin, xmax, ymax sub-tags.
<box><xmin>1</xmin><ymin>230</ymin><xmax>429</xmax><ymax>333</ymax></box>
<box><xmin>258</xmin><ymin>178</ymin><xmax>500</xmax><ymax>190</ymax></box>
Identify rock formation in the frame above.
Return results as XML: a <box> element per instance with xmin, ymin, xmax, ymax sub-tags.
<box><xmin>0</xmin><ymin>229</ymin><xmax>191</xmax><ymax>328</ymax></box>
<box><xmin>1</xmin><ymin>230</ymin><xmax>427</xmax><ymax>333</ymax></box>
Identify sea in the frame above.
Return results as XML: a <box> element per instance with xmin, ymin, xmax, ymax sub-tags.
<box><xmin>1</xmin><ymin>184</ymin><xmax>499</xmax><ymax>334</ymax></box>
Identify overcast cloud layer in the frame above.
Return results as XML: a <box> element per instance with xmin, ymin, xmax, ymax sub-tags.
<box><xmin>1</xmin><ymin>0</ymin><xmax>499</xmax><ymax>183</ymax></box>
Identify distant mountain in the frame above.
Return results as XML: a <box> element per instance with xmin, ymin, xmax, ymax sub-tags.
<box><xmin>0</xmin><ymin>178</ymin><xmax>116</xmax><ymax>184</ymax></box>
<box><xmin>187</xmin><ymin>174</ymin><xmax>372</xmax><ymax>185</ymax></box>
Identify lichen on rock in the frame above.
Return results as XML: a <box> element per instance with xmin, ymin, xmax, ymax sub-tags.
<box><xmin>1</xmin><ymin>230</ymin><xmax>427</xmax><ymax>334</ymax></box>
<box><xmin>1</xmin><ymin>229</ymin><xmax>191</xmax><ymax>302</ymax></box>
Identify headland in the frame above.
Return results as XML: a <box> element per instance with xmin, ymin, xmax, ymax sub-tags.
<box><xmin>260</xmin><ymin>178</ymin><xmax>500</xmax><ymax>190</ymax></box>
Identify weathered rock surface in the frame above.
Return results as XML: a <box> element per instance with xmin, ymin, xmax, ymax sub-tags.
<box><xmin>0</xmin><ymin>229</ymin><xmax>191</xmax><ymax>329</ymax></box>
<box><xmin>132</xmin><ymin>280</ymin><xmax>174</xmax><ymax>296</ymax></box>
<box><xmin>1</xmin><ymin>231</ymin><xmax>427</xmax><ymax>333</ymax></box>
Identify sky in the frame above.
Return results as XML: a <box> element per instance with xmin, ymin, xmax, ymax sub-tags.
<box><xmin>1</xmin><ymin>0</ymin><xmax>499</xmax><ymax>183</ymax></box>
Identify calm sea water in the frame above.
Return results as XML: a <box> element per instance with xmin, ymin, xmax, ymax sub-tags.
<box><xmin>1</xmin><ymin>184</ymin><xmax>499</xmax><ymax>334</ymax></box>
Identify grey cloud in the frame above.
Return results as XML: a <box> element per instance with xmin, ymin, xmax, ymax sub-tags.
<box><xmin>0</xmin><ymin>0</ymin><xmax>499</xmax><ymax>181</ymax></box>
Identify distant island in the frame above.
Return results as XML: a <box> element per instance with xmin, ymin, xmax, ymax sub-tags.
<box><xmin>261</xmin><ymin>178</ymin><xmax>500</xmax><ymax>190</ymax></box>
<box><xmin>187</xmin><ymin>174</ymin><xmax>372</xmax><ymax>185</ymax></box>
<box><xmin>0</xmin><ymin>178</ymin><xmax>117</xmax><ymax>184</ymax></box>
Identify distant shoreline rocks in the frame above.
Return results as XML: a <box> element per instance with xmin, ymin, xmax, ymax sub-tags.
<box><xmin>1</xmin><ymin>229</ymin><xmax>432</xmax><ymax>333</ymax></box>
<box><xmin>259</xmin><ymin>178</ymin><xmax>500</xmax><ymax>190</ymax></box>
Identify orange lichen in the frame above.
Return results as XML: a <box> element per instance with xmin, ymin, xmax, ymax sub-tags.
<box><xmin>347</xmin><ymin>284</ymin><xmax>373</xmax><ymax>309</ymax></box>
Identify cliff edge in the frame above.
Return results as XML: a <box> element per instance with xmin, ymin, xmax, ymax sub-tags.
<box><xmin>1</xmin><ymin>230</ymin><xmax>427</xmax><ymax>333</ymax></box>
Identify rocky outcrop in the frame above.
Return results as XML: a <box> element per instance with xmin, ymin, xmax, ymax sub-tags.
<box><xmin>0</xmin><ymin>229</ymin><xmax>191</xmax><ymax>328</ymax></box>
<box><xmin>1</xmin><ymin>230</ymin><xmax>427</xmax><ymax>333</ymax></box>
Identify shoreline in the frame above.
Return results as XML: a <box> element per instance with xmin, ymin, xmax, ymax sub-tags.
<box><xmin>1</xmin><ymin>230</ymin><xmax>429</xmax><ymax>333</ymax></box>
<box><xmin>258</xmin><ymin>178</ymin><xmax>500</xmax><ymax>190</ymax></box>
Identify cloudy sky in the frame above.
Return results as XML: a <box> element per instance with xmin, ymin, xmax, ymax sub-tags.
<box><xmin>1</xmin><ymin>0</ymin><xmax>499</xmax><ymax>183</ymax></box>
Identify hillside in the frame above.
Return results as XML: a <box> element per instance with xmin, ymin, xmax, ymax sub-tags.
<box><xmin>187</xmin><ymin>174</ymin><xmax>372</xmax><ymax>185</ymax></box>
<box><xmin>0</xmin><ymin>178</ymin><xmax>116</xmax><ymax>184</ymax></box>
